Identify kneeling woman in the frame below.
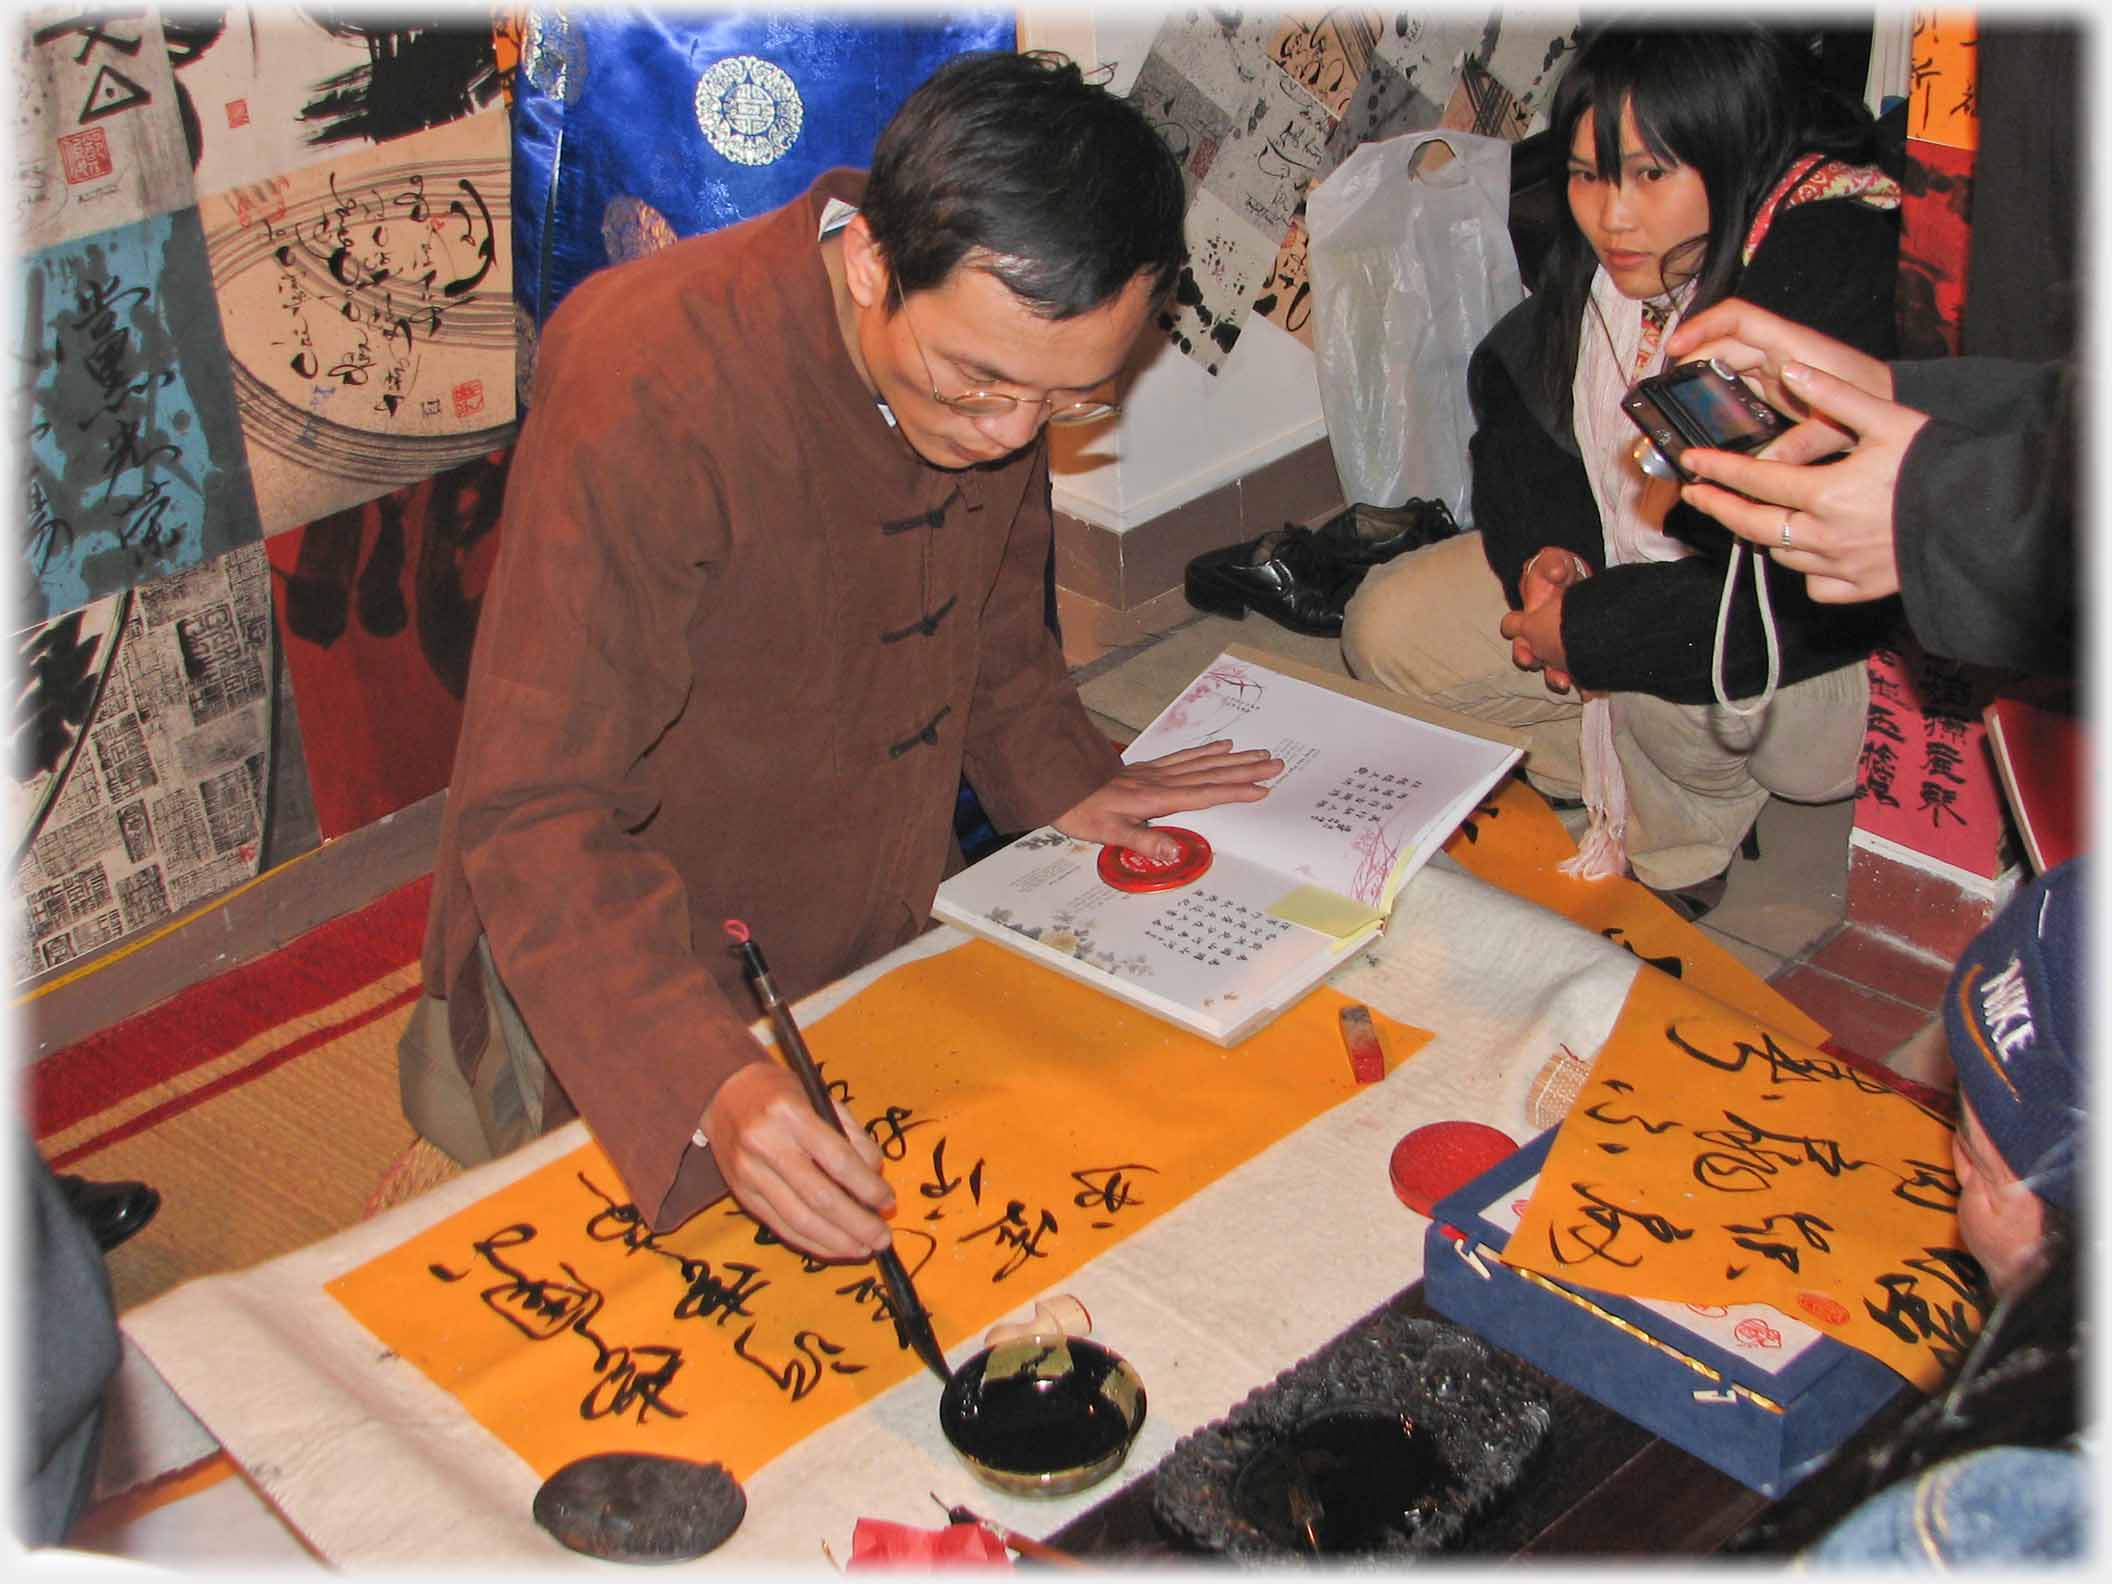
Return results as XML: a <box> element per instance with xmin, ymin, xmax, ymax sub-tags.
<box><xmin>1343</xmin><ymin>22</ymin><xmax>1901</xmax><ymax>916</ymax></box>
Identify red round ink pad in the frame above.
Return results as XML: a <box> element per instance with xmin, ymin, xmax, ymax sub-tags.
<box><xmin>1389</xmin><ymin>1121</ymin><xmax>1518</xmax><ymax>1216</ymax></box>
<box><xmin>1098</xmin><ymin>827</ymin><xmax>1212</xmax><ymax>892</ymax></box>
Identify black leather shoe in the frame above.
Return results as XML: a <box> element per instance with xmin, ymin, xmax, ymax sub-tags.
<box><xmin>57</xmin><ymin>1174</ymin><xmax>161</xmax><ymax>1252</ymax></box>
<box><xmin>1183</xmin><ymin>525</ymin><xmax>1370</xmax><ymax>636</ymax></box>
<box><xmin>1311</xmin><ymin>497</ymin><xmax>1460</xmax><ymax>566</ymax></box>
<box><xmin>1648</xmin><ymin>871</ymin><xmax>1730</xmax><ymax>924</ymax></box>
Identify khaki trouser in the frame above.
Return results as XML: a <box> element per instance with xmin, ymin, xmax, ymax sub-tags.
<box><xmin>1342</xmin><ymin>531</ymin><xmax>1870</xmax><ymax>890</ymax></box>
<box><xmin>398</xmin><ymin>936</ymin><xmax>571</xmax><ymax>1167</ymax></box>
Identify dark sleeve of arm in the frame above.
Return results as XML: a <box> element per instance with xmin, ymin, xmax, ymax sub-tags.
<box><xmin>1466</xmin><ymin>332</ymin><xmax>1605</xmax><ymax>606</ymax></box>
<box><xmin>1889</xmin><ymin>357</ymin><xmax>2076</xmax><ymax>673</ymax></box>
<box><xmin>958</xmin><ymin>444</ymin><xmax>1122</xmax><ymax>829</ymax></box>
<box><xmin>1563</xmin><ymin>200</ymin><xmax>1906</xmax><ymax>698</ymax></box>
<box><xmin>449</xmin><ymin>344</ymin><xmax>762</xmax><ymax>1234</ymax></box>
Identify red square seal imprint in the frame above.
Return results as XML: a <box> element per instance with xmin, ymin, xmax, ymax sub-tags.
<box><xmin>451</xmin><ymin>379</ymin><xmax>485</xmax><ymax>420</ymax></box>
<box><xmin>58</xmin><ymin>127</ymin><xmax>113</xmax><ymax>185</ymax></box>
<box><xmin>225</xmin><ymin>98</ymin><xmax>251</xmax><ymax>129</ymax></box>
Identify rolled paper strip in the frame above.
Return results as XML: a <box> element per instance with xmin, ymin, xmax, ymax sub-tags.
<box><xmin>1037</xmin><ymin>1294</ymin><xmax>1092</xmax><ymax>1336</ymax></box>
<box><xmin>982</xmin><ymin>1293</ymin><xmax>1093</xmax><ymax>1350</ymax></box>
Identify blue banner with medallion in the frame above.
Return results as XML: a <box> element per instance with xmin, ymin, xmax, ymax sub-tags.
<box><xmin>511</xmin><ymin>6</ymin><xmax>1016</xmax><ymax>358</ymax></box>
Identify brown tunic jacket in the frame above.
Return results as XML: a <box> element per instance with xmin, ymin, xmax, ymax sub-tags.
<box><xmin>421</xmin><ymin>171</ymin><xmax>1121</xmax><ymax>1231</ymax></box>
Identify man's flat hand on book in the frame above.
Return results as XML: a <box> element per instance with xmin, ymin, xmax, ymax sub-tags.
<box><xmin>1054</xmin><ymin>739</ymin><xmax>1282</xmax><ymax>861</ymax></box>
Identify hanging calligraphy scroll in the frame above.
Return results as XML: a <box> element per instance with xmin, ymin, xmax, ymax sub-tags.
<box><xmin>1135</xmin><ymin>10</ymin><xmax>1578</xmax><ymax>375</ymax></box>
<box><xmin>11</xmin><ymin>541</ymin><xmax>322</xmax><ymax>985</ymax></box>
<box><xmin>197</xmin><ymin>104</ymin><xmax>515</xmax><ymax>537</ymax></box>
<box><xmin>265</xmin><ymin>449</ymin><xmax>510</xmax><ymax>839</ymax></box>
<box><xmin>1501</xmin><ymin>967</ymin><xmax>1983</xmax><ymax>1389</ymax></box>
<box><xmin>14</xmin><ymin>5</ymin><xmax>193</xmax><ymax>254</ymax></box>
<box><xmin>18</xmin><ymin>206</ymin><xmax>263</xmax><ymax>624</ymax></box>
<box><xmin>327</xmin><ymin>941</ymin><xmax>1429</xmax><ymax>1482</ymax></box>
<box><xmin>164</xmin><ymin>8</ymin><xmax>507</xmax><ymax>203</ymax></box>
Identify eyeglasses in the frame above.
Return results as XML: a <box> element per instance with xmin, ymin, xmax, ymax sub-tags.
<box><xmin>894</xmin><ymin>281</ymin><xmax>1121</xmax><ymax>428</ymax></box>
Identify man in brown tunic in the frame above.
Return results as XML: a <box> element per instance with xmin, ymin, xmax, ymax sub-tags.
<box><xmin>401</xmin><ymin>53</ymin><xmax>1280</xmax><ymax>1257</ymax></box>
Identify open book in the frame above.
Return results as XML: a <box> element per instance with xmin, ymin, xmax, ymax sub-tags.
<box><xmin>932</xmin><ymin>646</ymin><xmax>1524</xmax><ymax>1043</ymax></box>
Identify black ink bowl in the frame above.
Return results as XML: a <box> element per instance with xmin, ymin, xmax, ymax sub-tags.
<box><xmin>938</xmin><ymin>1335</ymin><xmax>1147</xmax><ymax>1498</ymax></box>
<box><xmin>1230</xmin><ymin>1404</ymin><xmax>1453</xmax><ymax>1554</ymax></box>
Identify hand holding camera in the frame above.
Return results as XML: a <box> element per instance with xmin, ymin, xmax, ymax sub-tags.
<box><xmin>1643</xmin><ymin>300</ymin><xmax>1928</xmax><ymax>606</ymax></box>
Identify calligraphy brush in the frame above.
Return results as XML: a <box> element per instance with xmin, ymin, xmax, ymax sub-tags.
<box><xmin>723</xmin><ymin>919</ymin><xmax>952</xmax><ymax>1384</ymax></box>
<box><xmin>930</xmin><ymin>1494</ymin><xmax>1084</xmax><ymax>1566</ymax></box>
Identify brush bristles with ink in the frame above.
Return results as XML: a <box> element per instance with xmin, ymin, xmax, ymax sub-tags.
<box><xmin>721</xmin><ymin>918</ymin><xmax>952</xmax><ymax>1383</ymax></box>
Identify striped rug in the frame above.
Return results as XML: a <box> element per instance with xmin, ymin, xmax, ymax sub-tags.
<box><xmin>27</xmin><ymin>875</ymin><xmax>453</xmax><ymax>1315</ymax></box>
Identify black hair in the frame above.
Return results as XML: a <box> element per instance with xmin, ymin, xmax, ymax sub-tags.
<box><xmin>861</xmin><ymin>50</ymin><xmax>1187</xmax><ymax>320</ymax></box>
<box><xmin>1538</xmin><ymin>19</ymin><xmax>1883</xmax><ymax>428</ymax></box>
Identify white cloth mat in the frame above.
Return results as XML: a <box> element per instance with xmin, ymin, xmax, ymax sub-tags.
<box><xmin>114</xmin><ymin>862</ymin><xmax>1641</xmax><ymax>1566</ymax></box>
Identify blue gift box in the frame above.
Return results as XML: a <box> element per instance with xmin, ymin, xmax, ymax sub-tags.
<box><xmin>1424</xmin><ymin>1130</ymin><xmax>1913</xmax><ymax>1497</ymax></box>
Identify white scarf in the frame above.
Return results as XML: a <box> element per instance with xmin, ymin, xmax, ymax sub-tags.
<box><xmin>1560</xmin><ymin>268</ymin><xmax>1693</xmax><ymax>880</ymax></box>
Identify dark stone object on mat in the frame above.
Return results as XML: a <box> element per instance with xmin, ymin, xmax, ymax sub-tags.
<box><xmin>533</xmin><ymin>1452</ymin><xmax>746</xmax><ymax>1563</ymax></box>
<box><xmin>1183</xmin><ymin>499</ymin><xmax>1459</xmax><ymax>637</ymax></box>
<box><xmin>56</xmin><ymin>1174</ymin><xmax>161</xmax><ymax>1253</ymax></box>
<box><xmin>1150</xmin><ymin>1312</ymin><xmax>1550</xmax><ymax>1559</ymax></box>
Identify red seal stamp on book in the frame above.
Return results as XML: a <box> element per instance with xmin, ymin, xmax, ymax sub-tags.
<box><xmin>1097</xmin><ymin>827</ymin><xmax>1211</xmax><ymax>892</ymax></box>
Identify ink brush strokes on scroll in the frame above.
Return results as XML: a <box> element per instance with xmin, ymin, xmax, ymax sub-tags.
<box><xmin>723</xmin><ymin>918</ymin><xmax>953</xmax><ymax>1383</ymax></box>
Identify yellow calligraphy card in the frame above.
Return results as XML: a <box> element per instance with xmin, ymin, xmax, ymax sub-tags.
<box><xmin>1908</xmin><ymin>13</ymin><xmax>1981</xmax><ymax>151</ymax></box>
<box><xmin>327</xmin><ymin>941</ymin><xmax>1430</xmax><ymax>1481</ymax></box>
<box><xmin>1501</xmin><ymin>968</ymin><xmax>1985</xmax><ymax>1389</ymax></box>
<box><xmin>1440</xmin><ymin>775</ymin><xmax>1830</xmax><ymax>1049</ymax></box>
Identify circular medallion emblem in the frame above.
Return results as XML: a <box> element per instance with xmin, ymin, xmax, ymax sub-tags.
<box><xmin>694</xmin><ymin>56</ymin><xmax>803</xmax><ymax>167</ymax></box>
<box><xmin>524</xmin><ymin>12</ymin><xmax>586</xmax><ymax>105</ymax></box>
<box><xmin>601</xmin><ymin>195</ymin><xmax>677</xmax><ymax>265</ymax></box>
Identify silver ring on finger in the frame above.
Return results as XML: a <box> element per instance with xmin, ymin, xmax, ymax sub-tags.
<box><xmin>1779</xmin><ymin>510</ymin><xmax>1795</xmax><ymax>552</ymax></box>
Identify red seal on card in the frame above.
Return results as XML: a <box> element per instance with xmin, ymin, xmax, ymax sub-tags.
<box><xmin>1097</xmin><ymin>827</ymin><xmax>1212</xmax><ymax>891</ymax></box>
<box><xmin>1796</xmin><ymin>1292</ymin><xmax>1851</xmax><ymax>1326</ymax></box>
<box><xmin>1389</xmin><ymin>1121</ymin><xmax>1519</xmax><ymax>1215</ymax></box>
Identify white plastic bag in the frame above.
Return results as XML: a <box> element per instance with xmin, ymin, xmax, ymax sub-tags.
<box><xmin>1306</xmin><ymin>130</ymin><xmax>1525</xmax><ymax>522</ymax></box>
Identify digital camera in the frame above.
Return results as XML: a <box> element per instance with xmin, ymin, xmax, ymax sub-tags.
<box><xmin>1621</xmin><ymin>357</ymin><xmax>1791</xmax><ymax>483</ymax></box>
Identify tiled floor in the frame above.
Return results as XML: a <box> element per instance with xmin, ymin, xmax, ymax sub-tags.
<box><xmin>1071</xmin><ymin>607</ymin><xmax>1966</xmax><ymax>1085</ymax></box>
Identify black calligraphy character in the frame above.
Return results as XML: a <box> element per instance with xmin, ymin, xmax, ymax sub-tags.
<box><xmin>1543</xmin><ymin>1182</ymin><xmax>1695</xmax><ymax>1270</ymax></box>
<box><xmin>1598</xmin><ymin>926</ymin><xmax>1686</xmax><ymax>979</ymax></box>
<box><xmin>455</xmin><ymin>1224</ymin><xmax>602</xmax><ymax>1339</ymax></box>
<box><xmin>1451</xmin><ymin>800</ymin><xmax>1503</xmax><ymax>844</ymax></box>
<box><xmin>864</xmin><ymin>1104</ymin><xmax>932</xmax><ymax>1163</ymax></box>
<box><xmin>578</xmin><ymin>1172</ymin><xmax>659</xmax><ymax>1252</ymax></box>
<box><xmin>1070</xmin><ymin>1163</ymin><xmax>1157</xmax><ymax>1229</ymax></box>
<box><xmin>1892</xmin><ymin>1156</ymin><xmax>1965</xmax><ymax>1216</ymax></box>
<box><xmin>670</xmin><ymin>1259</ymin><xmax>769</xmax><ymax>1325</ymax></box>
<box><xmin>835</xmin><ymin>1225</ymin><xmax>938</xmax><ymax>1322</ymax></box>
<box><xmin>14</xmin><ymin>604</ymin><xmax>108</xmax><ymax>778</ymax></box>
<box><xmin>961</xmin><ymin>1200</ymin><xmax>1059</xmax><ymax>1281</ymax></box>
<box><xmin>1582</xmin><ymin>1079</ymin><xmax>1681</xmax><ymax>1137</ymax></box>
<box><xmin>918</xmin><ymin>1137</ymin><xmax>985</xmax><ymax>1219</ymax></box>
<box><xmin>728</xmin><ymin>1209</ymin><xmax>831</xmax><ymax>1274</ymax></box>
<box><xmin>1864</xmin><ymin>1247</ymin><xmax>1991</xmax><ymax>1374</ymax></box>
<box><xmin>441</xmin><ymin>179</ymin><xmax>498</xmax><ymax>297</ymax></box>
<box><xmin>1665</xmin><ymin>1021</ymin><xmax>1892</xmax><ymax>1097</ymax></box>
<box><xmin>1917</xmin><ymin>780</ymin><xmax>1967</xmax><ymax>826</ymax></box>
<box><xmin>731</xmin><ymin>1325</ymin><xmax>863</xmax><ymax>1402</ymax></box>
<box><xmin>580</xmin><ymin>1344</ymin><xmax>685</xmax><ymax>1424</ymax></box>
<box><xmin>1722</xmin><ymin>1210</ymin><xmax>1836</xmax><ymax>1275</ymax></box>
<box><xmin>1691</xmin><ymin>1111</ymin><xmax>1870</xmax><ymax>1193</ymax></box>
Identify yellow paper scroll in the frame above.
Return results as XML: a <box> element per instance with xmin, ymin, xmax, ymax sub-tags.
<box><xmin>1502</xmin><ymin>968</ymin><xmax>1983</xmax><ymax>1389</ymax></box>
<box><xmin>1441</xmin><ymin>775</ymin><xmax>1830</xmax><ymax>1049</ymax></box>
<box><xmin>1907</xmin><ymin>13</ymin><xmax>1981</xmax><ymax>151</ymax></box>
<box><xmin>327</xmin><ymin>942</ymin><xmax>1430</xmax><ymax>1480</ymax></box>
